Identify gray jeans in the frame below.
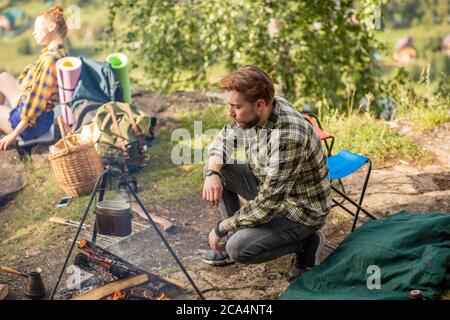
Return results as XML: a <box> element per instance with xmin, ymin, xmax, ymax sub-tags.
<box><xmin>206</xmin><ymin>163</ymin><xmax>318</xmax><ymax>264</ymax></box>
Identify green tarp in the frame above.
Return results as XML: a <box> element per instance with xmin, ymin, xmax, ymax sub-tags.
<box><xmin>280</xmin><ymin>211</ymin><xmax>450</xmax><ymax>300</ymax></box>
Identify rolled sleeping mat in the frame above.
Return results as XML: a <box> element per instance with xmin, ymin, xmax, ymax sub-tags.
<box><xmin>56</xmin><ymin>57</ymin><xmax>82</xmax><ymax>125</ymax></box>
<box><xmin>105</xmin><ymin>53</ymin><xmax>131</xmax><ymax>103</ymax></box>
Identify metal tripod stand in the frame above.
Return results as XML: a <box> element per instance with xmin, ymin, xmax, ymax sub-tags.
<box><xmin>50</xmin><ymin>166</ymin><xmax>204</xmax><ymax>300</ymax></box>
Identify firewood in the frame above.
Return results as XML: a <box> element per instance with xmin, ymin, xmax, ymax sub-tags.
<box><xmin>77</xmin><ymin>240</ymin><xmax>181</xmax><ymax>287</ymax></box>
<box><xmin>0</xmin><ymin>284</ymin><xmax>8</xmax><ymax>300</ymax></box>
<box><xmin>71</xmin><ymin>274</ymin><xmax>149</xmax><ymax>300</ymax></box>
<box><xmin>75</xmin><ymin>240</ymin><xmax>187</xmax><ymax>297</ymax></box>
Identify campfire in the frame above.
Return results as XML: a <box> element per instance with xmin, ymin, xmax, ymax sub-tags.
<box><xmin>107</xmin><ymin>289</ymin><xmax>167</xmax><ymax>300</ymax></box>
<box><xmin>109</xmin><ymin>291</ymin><xmax>126</xmax><ymax>300</ymax></box>
<box><xmin>55</xmin><ymin>239</ymin><xmax>185</xmax><ymax>300</ymax></box>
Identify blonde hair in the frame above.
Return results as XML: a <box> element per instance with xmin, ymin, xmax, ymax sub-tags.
<box><xmin>40</xmin><ymin>5</ymin><xmax>68</xmax><ymax>38</ymax></box>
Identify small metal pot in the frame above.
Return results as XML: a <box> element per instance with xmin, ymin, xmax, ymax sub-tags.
<box><xmin>24</xmin><ymin>269</ymin><xmax>46</xmax><ymax>300</ymax></box>
<box><xmin>95</xmin><ymin>200</ymin><xmax>132</xmax><ymax>237</ymax></box>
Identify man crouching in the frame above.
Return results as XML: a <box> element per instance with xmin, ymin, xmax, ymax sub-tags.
<box><xmin>202</xmin><ymin>65</ymin><xmax>332</xmax><ymax>280</ymax></box>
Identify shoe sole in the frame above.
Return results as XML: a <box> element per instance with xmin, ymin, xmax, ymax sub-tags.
<box><xmin>201</xmin><ymin>258</ymin><xmax>235</xmax><ymax>266</ymax></box>
<box><xmin>314</xmin><ymin>231</ymin><xmax>325</xmax><ymax>266</ymax></box>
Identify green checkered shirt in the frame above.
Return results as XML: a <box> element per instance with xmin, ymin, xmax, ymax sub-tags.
<box><xmin>208</xmin><ymin>96</ymin><xmax>332</xmax><ymax>229</ymax></box>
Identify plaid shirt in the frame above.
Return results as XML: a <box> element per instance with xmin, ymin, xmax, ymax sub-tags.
<box><xmin>16</xmin><ymin>44</ymin><xmax>68</xmax><ymax>126</ymax></box>
<box><xmin>208</xmin><ymin>96</ymin><xmax>332</xmax><ymax>229</ymax></box>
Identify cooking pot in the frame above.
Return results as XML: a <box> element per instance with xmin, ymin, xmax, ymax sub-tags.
<box><xmin>0</xmin><ymin>266</ymin><xmax>46</xmax><ymax>300</ymax></box>
<box><xmin>95</xmin><ymin>200</ymin><xmax>132</xmax><ymax>237</ymax></box>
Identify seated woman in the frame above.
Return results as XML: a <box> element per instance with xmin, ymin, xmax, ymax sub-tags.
<box><xmin>0</xmin><ymin>5</ymin><xmax>69</xmax><ymax>151</ymax></box>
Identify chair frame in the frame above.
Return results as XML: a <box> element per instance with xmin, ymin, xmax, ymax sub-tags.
<box><xmin>303</xmin><ymin>112</ymin><xmax>377</xmax><ymax>232</ymax></box>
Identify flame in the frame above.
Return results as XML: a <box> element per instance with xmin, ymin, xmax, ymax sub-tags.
<box><xmin>111</xmin><ymin>291</ymin><xmax>126</xmax><ymax>300</ymax></box>
<box><xmin>78</xmin><ymin>239</ymin><xmax>87</xmax><ymax>249</ymax></box>
<box><xmin>155</xmin><ymin>292</ymin><xmax>168</xmax><ymax>300</ymax></box>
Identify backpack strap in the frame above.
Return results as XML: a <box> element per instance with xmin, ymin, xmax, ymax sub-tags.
<box><xmin>107</xmin><ymin>103</ymin><xmax>129</xmax><ymax>174</ymax></box>
<box><xmin>120</xmin><ymin>103</ymin><xmax>147</xmax><ymax>167</ymax></box>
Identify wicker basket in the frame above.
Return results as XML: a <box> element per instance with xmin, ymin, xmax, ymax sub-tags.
<box><xmin>49</xmin><ymin>117</ymin><xmax>103</xmax><ymax>197</ymax></box>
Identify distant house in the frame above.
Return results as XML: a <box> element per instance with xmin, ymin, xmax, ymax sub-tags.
<box><xmin>393</xmin><ymin>36</ymin><xmax>418</xmax><ymax>64</ymax></box>
<box><xmin>0</xmin><ymin>11</ymin><xmax>15</xmax><ymax>31</ymax></box>
<box><xmin>442</xmin><ymin>35</ymin><xmax>450</xmax><ymax>56</ymax></box>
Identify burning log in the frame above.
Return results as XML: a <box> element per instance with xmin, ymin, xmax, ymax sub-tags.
<box><xmin>74</xmin><ymin>239</ymin><xmax>186</xmax><ymax>298</ymax></box>
<box><xmin>71</xmin><ymin>274</ymin><xmax>149</xmax><ymax>300</ymax></box>
<box><xmin>106</xmin><ymin>287</ymin><xmax>168</xmax><ymax>300</ymax></box>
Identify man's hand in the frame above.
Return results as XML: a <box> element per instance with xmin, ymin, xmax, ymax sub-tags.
<box><xmin>0</xmin><ymin>133</ymin><xmax>18</xmax><ymax>151</ymax></box>
<box><xmin>208</xmin><ymin>227</ymin><xmax>225</xmax><ymax>251</ymax></box>
<box><xmin>203</xmin><ymin>174</ymin><xmax>223</xmax><ymax>207</ymax></box>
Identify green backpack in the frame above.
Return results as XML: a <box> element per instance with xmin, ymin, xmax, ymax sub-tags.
<box><xmin>93</xmin><ymin>102</ymin><xmax>152</xmax><ymax>174</ymax></box>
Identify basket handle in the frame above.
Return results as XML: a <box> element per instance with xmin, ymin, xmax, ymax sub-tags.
<box><xmin>57</xmin><ymin>116</ymin><xmax>73</xmax><ymax>153</ymax></box>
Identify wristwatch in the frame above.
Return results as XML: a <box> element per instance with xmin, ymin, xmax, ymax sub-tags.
<box><xmin>215</xmin><ymin>221</ymin><xmax>228</xmax><ymax>238</ymax></box>
<box><xmin>205</xmin><ymin>169</ymin><xmax>221</xmax><ymax>177</ymax></box>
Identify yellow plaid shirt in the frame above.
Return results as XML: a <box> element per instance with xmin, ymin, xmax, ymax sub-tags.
<box><xmin>208</xmin><ymin>96</ymin><xmax>332</xmax><ymax>229</ymax></box>
<box><xmin>16</xmin><ymin>44</ymin><xmax>69</xmax><ymax>126</ymax></box>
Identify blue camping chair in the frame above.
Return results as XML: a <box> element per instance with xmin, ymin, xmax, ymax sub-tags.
<box><xmin>303</xmin><ymin>113</ymin><xmax>377</xmax><ymax>233</ymax></box>
<box><xmin>327</xmin><ymin>150</ymin><xmax>376</xmax><ymax>232</ymax></box>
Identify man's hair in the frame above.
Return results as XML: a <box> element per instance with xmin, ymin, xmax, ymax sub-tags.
<box><xmin>41</xmin><ymin>5</ymin><xmax>68</xmax><ymax>38</ymax></box>
<box><xmin>220</xmin><ymin>65</ymin><xmax>275</xmax><ymax>105</ymax></box>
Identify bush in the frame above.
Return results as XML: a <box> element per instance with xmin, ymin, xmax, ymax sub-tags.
<box><xmin>104</xmin><ymin>0</ymin><xmax>384</xmax><ymax>109</ymax></box>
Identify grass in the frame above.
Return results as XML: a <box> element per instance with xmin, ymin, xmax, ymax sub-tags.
<box><xmin>393</xmin><ymin>67</ymin><xmax>450</xmax><ymax>133</ymax></box>
<box><xmin>321</xmin><ymin>110</ymin><xmax>434</xmax><ymax>165</ymax></box>
<box><xmin>0</xmin><ymin>161</ymin><xmax>89</xmax><ymax>259</ymax></box>
<box><xmin>406</xmin><ymin>104</ymin><xmax>450</xmax><ymax>132</ymax></box>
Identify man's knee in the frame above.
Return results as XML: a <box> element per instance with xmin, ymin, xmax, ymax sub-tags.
<box><xmin>226</xmin><ymin>233</ymin><xmax>257</xmax><ymax>264</ymax></box>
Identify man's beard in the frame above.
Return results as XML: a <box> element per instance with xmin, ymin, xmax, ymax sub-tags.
<box><xmin>236</xmin><ymin>115</ymin><xmax>260</xmax><ymax>129</ymax></box>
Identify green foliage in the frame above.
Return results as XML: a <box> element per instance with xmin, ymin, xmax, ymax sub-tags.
<box><xmin>104</xmin><ymin>0</ymin><xmax>384</xmax><ymax>109</ymax></box>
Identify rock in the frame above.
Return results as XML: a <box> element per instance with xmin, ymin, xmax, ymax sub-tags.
<box><xmin>25</xmin><ymin>248</ymin><xmax>41</xmax><ymax>258</ymax></box>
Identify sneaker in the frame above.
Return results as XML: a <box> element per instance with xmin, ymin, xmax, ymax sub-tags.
<box><xmin>288</xmin><ymin>231</ymin><xmax>325</xmax><ymax>281</ymax></box>
<box><xmin>303</xmin><ymin>231</ymin><xmax>325</xmax><ymax>267</ymax></box>
<box><xmin>201</xmin><ymin>250</ymin><xmax>235</xmax><ymax>266</ymax></box>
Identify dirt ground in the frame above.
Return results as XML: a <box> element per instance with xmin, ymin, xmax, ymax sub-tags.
<box><xmin>0</xmin><ymin>89</ymin><xmax>449</xmax><ymax>300</ymax></box>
